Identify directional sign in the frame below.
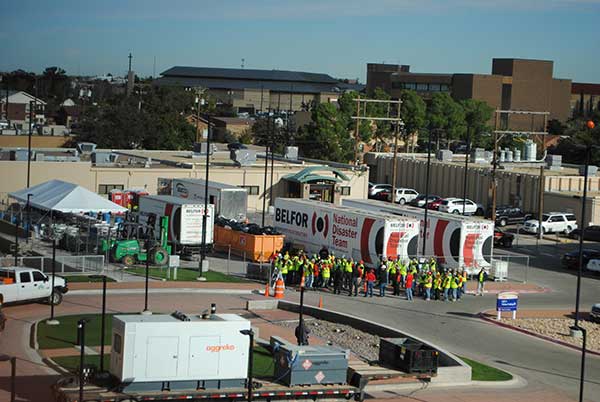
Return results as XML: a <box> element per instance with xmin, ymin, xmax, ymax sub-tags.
<box><xmin>496</xmin><ymin>291</ymin><xmax>518</xmax><ymax>312</ymax></box>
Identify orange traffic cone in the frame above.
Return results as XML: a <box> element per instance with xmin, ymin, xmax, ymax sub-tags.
<box><xmin>264</xmin><ymin>282</ymin><xmax>270</xmax><ymax>297</ymax></box>
<box><xmin>274</xmin><ymin>278</ymin><xmax>285</xmax><ymax>299</ymax></box>
<box><xmin>300</xmin><ymin>275</ymin><xmax>306</xmax><ymax>289</ymax></box>
<box><xmin>318</xmin><ymin>296</ymin><xmax>323</xmax><ymax>308</ymax></box>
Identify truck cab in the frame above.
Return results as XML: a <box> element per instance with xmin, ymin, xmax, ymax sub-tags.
<box><xmin>0</xmin><ymin>267</ymin><xmax>68</xmax><ymax>305</ymax></box>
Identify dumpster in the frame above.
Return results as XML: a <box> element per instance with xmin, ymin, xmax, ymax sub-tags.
<box><xmin>379</xmin><ymin>338</ymin><xmax>439</xmax><ymax>374</ymax></box>
<box><xmin>214</xmin><ymin>226</ymin><xmax>284</xmax><ymax>262</ymax></box>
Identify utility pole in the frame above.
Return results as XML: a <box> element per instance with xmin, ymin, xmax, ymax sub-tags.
<box><xmin>390</xmin><ymin>104</ymin><xmax>402</xmax><ymax>204</ymax></box>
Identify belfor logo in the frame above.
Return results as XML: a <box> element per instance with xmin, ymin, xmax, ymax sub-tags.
<box><xmin>312</xmin><ymin>212</ymin><xmax>329</xmax><ymax>237</ymax></box>
<box><xmin>205</xmin><ymin>344</ymin><xmax>236</xmax><ymax>353</ymax></box>
<box><xmin>175</xmin><ymin>183</ymin><xmax>189</xmax><ymax>198</ymax></box>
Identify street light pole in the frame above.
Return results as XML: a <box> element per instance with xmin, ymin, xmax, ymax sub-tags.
<box><xmin>422</xmin><ymin>129</ymin><xmax>433</xmax><ymax>256</ymax></box>
<box><xmin>77</xmin><ymin>319</ymin><xmax>88</xmax><ymax>402</ymax></box>
<box><xmin>27</xmin><ymin>100</ymin><xmax>33</xmax><ymax>188</ymax></box>
<box><xmin>199</xmin><ymin>112</ymin><xmax>210</xmax><ymax>280</ymax></box>
<box><xmin>89</xmin><ymin>275</ymin><xmax>107</xmax><ymax>372</ymax></box>
<box><xmin>25</xmin><ymin>194</ymin><xmax>32</xmax><ymax>244</ymax></box>
<box><xmin>142</xmin><ymin>239</ymin><xmax>152</xmax><ymax>314</ymax></box>
<box><xmin>240</xmin><ymin>329</ymin><xmax>255</xmax><ymax>402</ymax></box>
<box><xmin>462</xmin><ymin>129</ymin><xmax>471</xmax><ymax>216</ymax></box>
<box><xmin>13</xmin><ymin>217</ymin><xmax>19</xmax><ymax>266</ymax></box>
<box><xmin>0</xmin><ymin>355</ymin><xmax>16</xmax><ymax>402</ymax></box>
<box><xmin>47</xmin><ymin>236</ymin><xmax>60</xmax><ymax>325</ymax></box>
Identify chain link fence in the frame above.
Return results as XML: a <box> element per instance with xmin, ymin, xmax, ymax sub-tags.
<box><xmin>0</xmin><ymin>255</ymin><xmax>106</xmax><ymax>275</ymax></box>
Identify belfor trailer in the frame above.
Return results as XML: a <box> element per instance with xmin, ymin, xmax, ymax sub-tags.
<box><xmin>342</xmin><ymin>199</ymin><xmax>494</xmax><ymax>273</ymax></box>
<box><xmin>138</xmin><ymin>195</ymin><xmax>215</xmax><ymax>257</ymax></box>
<box><xmin>274</xmin><ymin>198</ymin><xmax>419</xmax><ymax>266</ymax></box>
<box><xmin>162</xmin><ymin>178</ymin><xmax>248</xmax><ymax>220</ymax></box>
<box><xmin>52</xmin><ymin>312</ymin><xmax>359</xmax><ymax>402</ymax></box>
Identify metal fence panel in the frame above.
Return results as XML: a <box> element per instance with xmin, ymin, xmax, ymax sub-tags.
<box><xmin>0</xmin><ymin>255</ymin><xmax>105</xmax><ymax>275</ymax></box>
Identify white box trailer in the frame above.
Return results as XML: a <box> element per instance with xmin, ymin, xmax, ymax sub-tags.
<box><xmin>342</xmin><ymin>199</ymin><xmax>494</xmax><ymax>273</ymax></box>
<box><xmin>274</xmin><ymin>198</ymin><xmax>419</xmax><ymax>267</ymax></box>
<box><xmin>138</xmin><ymin>195</ymin><xmax>214</xmax><ymax>254</ymax></box>
<box><xmin>167</xmin><ymin>178</ymin><xmax>248</xmax><ymax>220</ymax></box>
<box><xmin>110</xmin><ymin>313</ymin><xmax>250</xmax><ymax>391</ymax></box>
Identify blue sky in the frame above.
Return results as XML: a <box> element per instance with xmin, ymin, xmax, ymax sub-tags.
<box><xmin>1</xmin><ymin>0</ymin><xmax>599</xmax><ymax>83</ymax></box>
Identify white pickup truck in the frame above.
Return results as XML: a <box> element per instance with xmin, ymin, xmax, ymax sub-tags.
<box><xmin>0</xmin><ymin>267</ymin><xmax>68</xmax><ymax>305</ymax></box>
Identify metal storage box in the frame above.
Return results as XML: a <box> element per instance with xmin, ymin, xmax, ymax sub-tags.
<box><xmin>379</xmin><ymin>338</ymin><xmax>438</xmax><ymax>374</ymax></box>
<box><xmin>273</xmin><ymin>343</ymin><xmax>349</xmax><ymax>386</ymax></box>
<box><xmin>110</xmin><ymin>313</ymin><xmax>250</xmax><ymax>391</ymax></box>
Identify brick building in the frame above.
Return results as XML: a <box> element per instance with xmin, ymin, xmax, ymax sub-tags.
<box><xmin>367</xmin><ymin>58</ymin><xmax>572</xmax><ymax>130</ymax></box>
<box><xmin>571</xmin><ymin>82</ymin><xmax>600</xmax><ymax>118</ymax></box>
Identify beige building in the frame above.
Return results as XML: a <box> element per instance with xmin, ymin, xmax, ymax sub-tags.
<box><xmin>366</xmin><ymin>152</ymin><xmax>600</xmax><ymax>225</ymax></box>
<box><xmin>0</xmin><ymin>147</ymin><xmax>369</xmax><ymax>211</ymax></box>
<box><xmin>155</xmin><ymin>66</ymin><xmax>343</xmax><ymax>114</ymax></box>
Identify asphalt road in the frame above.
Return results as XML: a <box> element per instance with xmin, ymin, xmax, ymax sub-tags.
<box><xmin>281</xmin><ymin>232</ymin><xmax>600</xmax><ymax>402</ymax></box>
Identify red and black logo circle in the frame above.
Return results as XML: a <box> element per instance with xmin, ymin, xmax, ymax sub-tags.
<box><xmin>312</xmin><ymin>213</ymin><xmax>329</xmax><ymax>237</ymax></box>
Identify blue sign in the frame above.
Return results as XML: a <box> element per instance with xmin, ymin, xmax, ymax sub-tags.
<box><xmin>497</xmin><ymin>298</ymin><xmax>518</xmax><ymax>312</ymax></box>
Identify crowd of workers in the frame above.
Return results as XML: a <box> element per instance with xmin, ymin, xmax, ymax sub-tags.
<box><xmin>272</xmin><ymin>250</ymin><xmax>488</xmax><ymax>301</ymax></box>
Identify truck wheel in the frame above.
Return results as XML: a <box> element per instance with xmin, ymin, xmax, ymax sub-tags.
<box><xmin>49</xmin><ymin>290</ymin><xmax>63</xmax><ymax>306</ymax></box>
<box><xmin>499</xmin><ymin>218</ymin><xmax>507</xmax><ymax>227</ymax></box>
<box><xmin>452</xmin><ymin>210</ymin><xmax>460</xmax><ymax>215</ymax></box>
<box><xmin>122</xmin><ymin>255</ymin><xmax>135</xmax><ymax>266</ymax></box>
<box><xmin>398</xmin><ymin>198</ymin><xmax>406</xmax><ymax>205</ymax></box>
<box><xmin>151</xmin><ymin>247</ymin><xmax>169</xmax><ymax>266</ymax></box>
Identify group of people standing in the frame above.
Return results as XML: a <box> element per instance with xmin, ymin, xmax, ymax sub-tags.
<box><xmin>272</xmin><ymin>251</ymin><xmax>488</xmax><ymax>301</ymax></box>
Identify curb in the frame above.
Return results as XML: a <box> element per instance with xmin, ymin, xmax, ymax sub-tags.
<box><xmin>465</xmin><ymin>287</ymin><xmax>551</xmax><ymax>295</ymax></box>
<box><xmin>68</xmin><ymin>288</ymin><xmax>256</xmax><ymax>296</ymax></box>
<box><xmin>479</xmin><ymin>311</ymin><xmax>600</xmax><ymax>357</ymax></box>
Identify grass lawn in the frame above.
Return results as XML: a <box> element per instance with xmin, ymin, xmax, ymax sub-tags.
<box><xmin>37</xmin><ymin>314</ymin><xmax>116</xmax><ymax>349</ymax></box>
<box><xmin>125</xmin><ymin>267</ymin><xmax>248</xmax><ymax>282</ymax></box>
<box><xmin>52</xmin><ymin>346</ymin><xmax>274</xmax><ymax>378</ymax></box>
<box><xmin>459</xmin><ymin>356</ymin><xmax>513</xmax><ymax>381</ymax></box>
<box><xmin>59</xmin><ymin>275</ymin><xmax>116</xmax><ymax>283</ymax></box>
<box><xmin>53</xmin><ymin>354</ymin><xmax>111</xmax><ymax>373</ymax></box>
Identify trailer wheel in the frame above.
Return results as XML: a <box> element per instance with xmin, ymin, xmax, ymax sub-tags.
<box><xmin>122</xmin><ymin>255</ymin><xmax>135</xmax><ymax>266</ymax></box>
<box><xmin>151</xmin><ymin>247</ymin><xmax>169</xmax><ymax>266</ymax></box>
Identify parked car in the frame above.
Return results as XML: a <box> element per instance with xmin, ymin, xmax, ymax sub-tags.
<box><xmin>227</xmin><ymin>142</ymin><xmax>247</xmax><ymax>151</ymax></box>
<box><xmin>591</xmin><ymin>303</ymin><xmax>600</xmax><ymax>322</ymax></box>
<box><xmin>368</xmin><ymin>184</ymin><xmax>392</xmax><ymax>199</ymax></box>
<box><xmin>494</xmin><ymin>228</ymin><xmax>514</xmax><ymax>248</ymax></box>
<box><xmin>585</xmin><ymin>259</ymin><xmax>600</xmax><ymax>274</ymax></box>
<box><xmin>569</xmin><ymin>225</ymin><xmax>600</xmax><ymax>242</ymax></box>
<box><xmin>438</xmin><ymin>198</ymin><xmax>484</xmax><ymax>215</ymax></box>
<box><xmin>0</xmin><ymin>267</ymin><xmax>68</xmax><ymax>305</ymax></box>
<box><xmin>427</xmin><ymin>197</ymin><xmax>445</xmax><ymax>211</ymax></box>
<box><xmin>373</xmin><ymin>189</ymin><xmax>391</xmax><ymax>201</ymax></box>
<box><xmin>523</xmin><ymin>212</ymin><xmax>578</xmax><ymax>235</ymax></box>
<box><xmin>494</xmin><ymin>206</ymin><xmax>532</xmax><ymax>227</ymax></box>
<box><xmin>409</xmin><ymin>195</ymin><xmax>442</xmax><ymax>208</ymax></box>
<box><xmin>561</xmin><ymin>249</ymin><xmax>600</xmax><ymax>270</ymax></box>
<box><xmin>393</xmin><ymin>188</ymin><xmax>419</xmax><ymax>205</ymax></box>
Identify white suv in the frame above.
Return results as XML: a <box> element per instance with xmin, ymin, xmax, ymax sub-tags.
<box><xmin>523</xmin><ymin>213</ymin><xmax>578</xmax><ymax>235</ymax></box>
<box><xmin>394</xmin><ymin>188</ymin><xmax>419</xmax><ymax>205</ymax></box>
<box><xmin>438</xmin><ymin>198</ymin><xmax>480</xmax><ymax>215</ymax></box>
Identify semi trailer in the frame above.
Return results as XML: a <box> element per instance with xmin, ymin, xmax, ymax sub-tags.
<box><xmin>274</xmin><ymin>198</ymin><xmax>420</xmax><ymax>266</ymax></box>
<box><xmin>342</xmin><ymin>199</ymin><xmax>494</xmax><ymax>273</ymax></box>
<box><xmin>138</xmin><ymin>195</ymin><xmax>215</xmax><ymax>257</ymax></box>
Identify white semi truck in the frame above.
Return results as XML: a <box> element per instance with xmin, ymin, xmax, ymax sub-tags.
<box><xmin>138</xmin><ymin>195</ymin><xmax>215</xmax><ymax>257</ymax></box>
<box><xmin>342</xmin><ymin>199</ymin><xmax>494</xmax><ymax>273</ymax></box>
<box><xmin>274</xmin><ymin>198</ymin><xmax>420</xmax><ymax>266</ymax></box>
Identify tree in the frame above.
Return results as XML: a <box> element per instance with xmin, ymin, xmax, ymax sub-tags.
<box><xmin>426</xmin><ymin>93</ymin><xmax>466</xmax><ymax>150</ymax></box>
<box><xmin>251</xmin><ymin>116</ymin><xmax>287</xmax><ymax>153</ymax></box>
<box><xmin>296</xmin><ymin>102</ymin><xmax>354</xmax><ymax>162</ymax></box>
<box><xmin>461</xmin><ymin>99</ymin><xmax>493</xmax><ymax>148</ymax></box>
<box><xmin>338</xmin><ymin>90</ymin><xmax>371</xmax><ymax>142</ymax></box>
<box><xmin>400</xmin><ymin>90</ymin><xmax>426</xmax><ymax>151</ymax></box>
<box><xmin>547</xmin><ymin>119</ymin><xmax>567</xmax><ymax>135</ymax></box>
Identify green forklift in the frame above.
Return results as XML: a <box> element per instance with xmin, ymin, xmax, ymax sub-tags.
<box><xmin>102</xmin><ymin>215</ymin><xmax>172</xmax><ymax>266</ymax></box>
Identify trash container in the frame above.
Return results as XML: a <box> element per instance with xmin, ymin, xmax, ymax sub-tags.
<box><xmin>379</xmin><ymin>337</ymin><xmax>439</xmax><ymax>374</ymax></box>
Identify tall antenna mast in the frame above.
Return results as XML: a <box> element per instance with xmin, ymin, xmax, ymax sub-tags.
<box><xmin>128</xmin><ymin>52</ymin><xmax>133</xmax><ymax>72</ymax></box>
<box><xmin>241</xmin><ymin>58</ymin><xmax>245</xmax><ymax>69</ymax></box>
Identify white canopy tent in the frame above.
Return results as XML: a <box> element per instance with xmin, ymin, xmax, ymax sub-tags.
<box><xmin>9</xmin><ymin>180</ymin><xmax>128</xmax><ymax>214</ymax></box>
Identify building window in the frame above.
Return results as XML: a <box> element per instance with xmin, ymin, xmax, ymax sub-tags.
<box><xmin>404</xmin><ymin>83</ymin><xmax>417</xmax><ymax>90</ymax></box>
<box><xmin>429</xmin><ymin>84</ymin><xmax>441</xmax><ymax>92</ymax></box>
<box><xmin>240</xmin><ymin>185</ymin><xmax>259</xmax><ymax>195</ymax></box>
<box><xmin>340</xmin><ymin>186</ymin><xmax>351</xmax><ymax>196</ymax></box>
<box><xmin>98</xmin><ymin>184</ymin><xmax>124</xmax><ymax>195</ymax></box>
<box><xmin>416</xmin><ymin>83</ymin><xmax>428</xmax><ymax>91</ymax></box>
<box><xmin>440</xmin><ymin>84</ymin><xmax>450</xmax><ymax>91</ymax></box>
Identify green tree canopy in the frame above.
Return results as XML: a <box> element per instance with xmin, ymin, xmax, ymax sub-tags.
<box><xmin>426</xmin><ymin>93</ymin><xmax>466</xmax><ymax>149</ymax></box>
<box><xmin>461</xmin><ymin>99</ymin><xmax>493</xmax><ymax>147</ymax></box>
<box><xmin>400</xmin><ymin>90</ymin><xmax>427</xmax><ymax>150</ymax></box>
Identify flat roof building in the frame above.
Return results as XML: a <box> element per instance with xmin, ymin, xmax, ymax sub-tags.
<box><xmin>154</xmin><ymin>66</ymin><xmax>349</xmax><ymax>114</ymax></box>
<box><xmin>571</xmin><ymin>82</ymin><xmax>600</xmax><ymax>118</ymax></box>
